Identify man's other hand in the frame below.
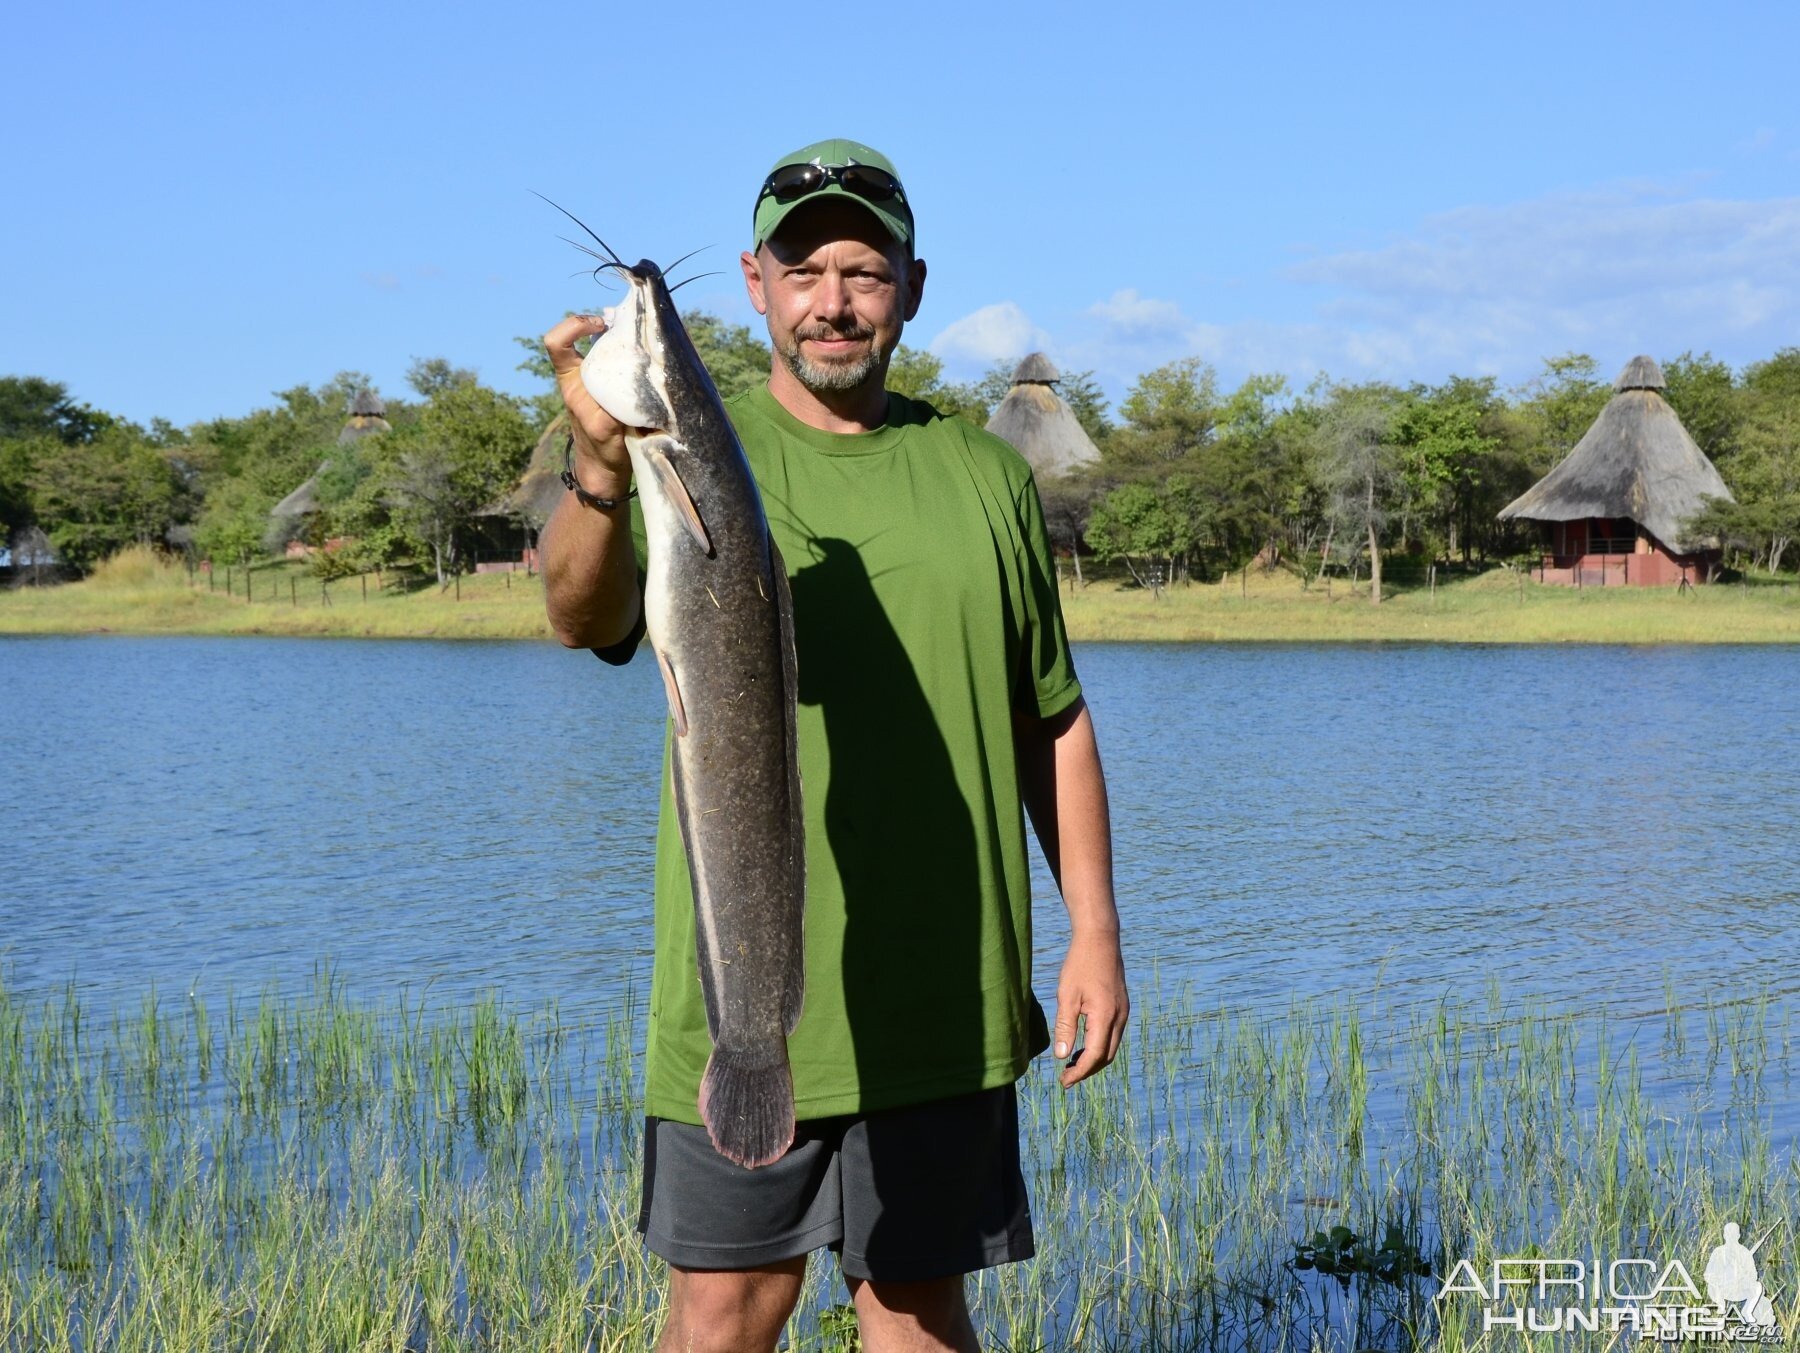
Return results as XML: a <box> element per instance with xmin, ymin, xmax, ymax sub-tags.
<box><xmin>1053</xmin><ymin>927</ymin><xmax>1128</xmax><ymax>1088</ymax></box>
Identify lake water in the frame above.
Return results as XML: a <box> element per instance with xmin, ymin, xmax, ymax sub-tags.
<box><xmin>4</xmin><ymin>635</ymin><xmax>1798</xmax><ymax>1134</ymax></box>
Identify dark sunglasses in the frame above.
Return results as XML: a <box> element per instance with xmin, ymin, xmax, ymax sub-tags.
<box><xmin>757</xmin><ymin>160</ymin><xmax>908</xmax><ymax>211</ymax></box>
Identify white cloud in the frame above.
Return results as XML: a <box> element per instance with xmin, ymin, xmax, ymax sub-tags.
<box><xmin>1085</xmin><ymin>288</ymin><xmax>1191</xmax><ymax>341</ymax></box>
<box><xmin>1281</xmin><ymin>184</ymin><xmax>1800</xmax><ymax>375</ymax></box>
<box><xmin>1044</xmin><ymin>182</ymin><xmax>1800</xmax><ymax>400</ymax></box>
<box><xmin>926</xmin><ymin>302</ymin><xmax>1050</xmax><ymax>366</ymax></box>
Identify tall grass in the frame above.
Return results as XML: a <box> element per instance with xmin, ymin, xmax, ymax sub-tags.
<box><xmin>84</xmin><ymin>546</ymin><xmax>190</xmax><ymax>590</ymax></box>
<box><xmin>1</xmin><ymin>963</ymin><xmax>1790</xmax><ymax>1350</ymax></box>
<box><xmin>5</xmin><ymin>551</ymin><xmax>1800</xmax><ymax>642</ymax></box>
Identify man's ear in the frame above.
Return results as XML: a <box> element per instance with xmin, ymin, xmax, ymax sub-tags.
<box><xmin>740</xmin><ymin>248</ymin><xmax>768</xmax><ymax>316</ymax></box>
<box><xmin>902</xmin><ymin>257</ymin><xmax>927</xmax><ymax>322</ymax></box>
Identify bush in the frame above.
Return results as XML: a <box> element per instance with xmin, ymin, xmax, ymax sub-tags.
<box><xmin>88</xmin><ymin>544</ymin><xmax>186</xmax><ymax>589</ymax></box>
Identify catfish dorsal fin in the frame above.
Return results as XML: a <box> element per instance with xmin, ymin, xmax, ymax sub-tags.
<box><xmin>639</xmin><ymin>435</ymin><xmax>712</xmax><ymax>556</ymax></box>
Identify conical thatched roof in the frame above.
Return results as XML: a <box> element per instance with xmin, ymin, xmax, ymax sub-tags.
<box><xmin>1497</xmin><ymin>355</ymin><xmax>1734</xmax><ymax>552</ymax></box>
<box><xmin>337</xmin><ymin>390</ymin><xmax>390</xmax><ymax>446</ymax></box>
<box><xmin>1614</xmin><ymin>355</ymin><xmax>1665</xmax><ymax>391</ymax></box>
<box><xmin>479</xmin><ymin>414</ymin><xmax>569</xmax><ymax>527</ymax></box>
<box><xmin>272</xmin><ymin>392</ymin><xmax>390</xmax><ymax>518</ymax></box>
<box><xmin>270</xmin><ymin>461</ymin><xmax>326</xmax><ymax>518</ymax></box>
<box><xmin>984</xmin><ymin>352</ymin><xmax>1099</xmax><ymax>479</ymax></box>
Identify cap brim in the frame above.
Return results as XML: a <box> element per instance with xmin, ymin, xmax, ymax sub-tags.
<box><xmin>753</xmin><ymin>185</ymin><xmax>912</xmax><ymax>253</ymax></box>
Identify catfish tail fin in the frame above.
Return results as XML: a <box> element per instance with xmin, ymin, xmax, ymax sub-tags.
<box><xmin>698</xmin><ymin>1045</ymin><xmax>795</xmax><ymax>1168</ymax></box>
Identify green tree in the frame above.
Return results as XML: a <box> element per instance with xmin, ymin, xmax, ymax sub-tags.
<box><xmin>1513</xmin><ymin>353</ymin><xmax>1607</xmax><ymax>470</ymax></box>
<box><xmin>406</xmin><ymin>357</ymin><xmax>478</xmax><ymax>398</ymax></box>
<box><xmin>1693</xmin><ymin>349</ymin><xmax>1800</xmax><ymax>573</ymax></box>
<box><xmin>27</xmin><ymin>429</ymin><xmax>186</xmax><ymax>570</ymax></box>
<box><xmin>1661</xmin><ymin>351</ymin><xmax>1740</xmax><ymax>463</ymax></box>
<box><xmin>1201</xmin><ymin>374</ymin><xmax>1313</xmax><ymax>574</ymax></box>
<box><xmin>1060</xmin><ymin>370</ymin><xmax>1114</xmax><ymax>446</ymax></box>
<box><xmin>0</xmin><ymin>376</ymin><xmax>103</xmax><ymax>444</ymax></box>
<box><xmin>1037</xmin><ymin>470</ymin><xmax>1103</xmax><ymax>587</ymax></box>
<box><xmin>1084</xmin><ymin>477</ymin><xmax>1207</xmax><ymax>594</ymax></box>
<box><xmin>1391</xmin><ymin>376</ymin><xmax>1501</xmax><ymax>564</ymax></box>
<box><xmin>193</xmin><ymin>474</ymin><xmax>272</xmax><ymax>568</ymax></box>
<box><xmin>186</xmin><ymin>376</ymin><xmax>373</xmax><ymax>497</ymax></box>
<box><xmin>684</xmin><ymin>312</ymin><xmax>771</xmax><ymax>400</ymax></box>
<box><xmin>1315</xmin><ymin>383</ymin><xmax>1405</xmax><ymax>604</ymax></box>
<box><xmin>883</xmin><ymin>345</ymin><xmax>988</xmax><ymax>423</ymax></box>
<box><xmin>0</xmin><ymin>435</ymin><xmax>43</xmax><ymax>540</ymax></box>
<box><xmin>373</xmin><ymin>381</ymin><xmax>533</xmax><ymax>582</ymax></box>
<box><xmin>1105</xmin><ymin>357</ymin><xmax>1219</xmax><ymax>469</ymax></box>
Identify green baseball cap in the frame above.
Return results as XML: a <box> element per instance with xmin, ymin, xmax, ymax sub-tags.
<box><xmin>752</xmin><ymin>138</ymin><xmax>915</xmax><ymax>254</ymax></box>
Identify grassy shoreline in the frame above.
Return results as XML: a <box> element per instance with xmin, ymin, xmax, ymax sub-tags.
<box><xmin>2</xmin><ymin>964</ymin><xmax>1790</xmax><ymax>1350</ymax></box>
<box><xmin>6</xmin><ymin>550</ymin><xmax>1800</xmax><ymax>644</ymax></box>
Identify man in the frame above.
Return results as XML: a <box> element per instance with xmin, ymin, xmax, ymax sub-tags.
<box><xmin>541</xmin><ymin>138</ymin><xmax>1127</xmax><ymax>1352</ymax></box>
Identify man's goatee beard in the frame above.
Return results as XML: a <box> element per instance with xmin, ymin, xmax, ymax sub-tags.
<box><xmin>778</xmin><ymin>332</ymin><xmax>887</xmax><ymax>393</ymax></box>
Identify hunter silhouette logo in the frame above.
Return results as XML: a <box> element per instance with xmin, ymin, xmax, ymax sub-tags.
<box><xmin>1703</xmin><ymin>1222</ymin><xmax>1777</xmax><ymax>1332</ymax></box>
<box><xmin>1436</xmin><ymin>1219</ymin><xmax>1785</xmax><ymax>1341</ymax></box>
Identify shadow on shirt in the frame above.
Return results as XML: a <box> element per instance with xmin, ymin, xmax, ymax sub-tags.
<box><xmin>789</xmin><ymin>537</ymin><xmax>984</xmax><ymax>1112</ymax></box>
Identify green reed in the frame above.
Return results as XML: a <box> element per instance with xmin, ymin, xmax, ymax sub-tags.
<box><xmin>0</xmin><ymin>962</ymin><xmax>1792</xmax><ymax>1351</ymax></box>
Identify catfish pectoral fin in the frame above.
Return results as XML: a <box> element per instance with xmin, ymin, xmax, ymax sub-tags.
<box><xmin>654</xmin><ymin>646</ymin><xmax>688</xmax><ymax>736</ymax></box>
<box><xmin>641</xmin><ymin>436</ymin><xmax>712</xmax><ymax>556</ymax></box>
<box><xmin>699</xmin><ymin>1045</ymin><xmax>795</xmax><ymax>1168</ymax></box>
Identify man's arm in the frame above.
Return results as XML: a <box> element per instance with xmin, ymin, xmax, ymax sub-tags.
<box><xmin>1015</xmin><ymin>696</ymin><xmax>1129</xmax><ymax>1088</ymax></box>
<box><xmin>540</xmin><ymin>313</ymin><xmax>641</xmax><ymax>649</ymax></box>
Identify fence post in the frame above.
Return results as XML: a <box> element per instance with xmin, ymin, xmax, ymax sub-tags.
<box><xmin>455</xmin><ymin>572</ymin><xmax>461</xmax><ymax>601</ymax></box>
<box><xmin>290</xmin><ymin>577</ymin><xmax>297</xmax><ymax>607</ymax></box>
<box><xmin>361</xmin><ymin>574</ymin><xmax>367</xmax><ymax>602</ymax></box>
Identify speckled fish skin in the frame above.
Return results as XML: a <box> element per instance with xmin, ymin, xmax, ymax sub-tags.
<box><xmin>578</xmin><ymin>259</ymin><xmax>804</xmax><ymax>1169</ymax></box>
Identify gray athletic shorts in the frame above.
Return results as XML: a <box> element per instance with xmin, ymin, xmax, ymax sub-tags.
<box><xmin>637</xmin><ymin>1083</ymin><xmax>1034</xmax><ymax>1282</ymax></box>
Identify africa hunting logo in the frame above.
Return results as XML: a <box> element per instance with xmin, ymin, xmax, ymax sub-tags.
<box><xmin>1435</xmin><ymin>1221</ymin><xmax>1784</xmax><ymax>1342</ymax></box>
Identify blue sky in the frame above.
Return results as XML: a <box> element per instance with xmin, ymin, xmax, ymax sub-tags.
<box><xmin>4</xmin><ymin>1</ymin><xmax>1797</xmax><ymax>427</ymax></box>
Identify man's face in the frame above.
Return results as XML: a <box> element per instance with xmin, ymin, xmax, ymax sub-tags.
<box><xmin>740</xmin><ymin>197</ymin><xmax>927</xmax><ymax>395</ymax></box>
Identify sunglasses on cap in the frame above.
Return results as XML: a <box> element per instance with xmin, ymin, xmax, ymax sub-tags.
<box><xmin>756</xmin><ymin>160</ymin><xmax>909</xmax><ymax>211</ymax></box>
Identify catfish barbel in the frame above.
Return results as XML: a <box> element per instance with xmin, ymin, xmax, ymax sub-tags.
<box><xmin>574</xmin><ymin>232</ymin><xmax>805</xmax><ymax>1169</ymax></box>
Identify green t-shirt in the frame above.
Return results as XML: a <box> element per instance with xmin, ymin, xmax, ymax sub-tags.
<box><xmin>596</xmin><ymin>382</ymin><xmax>1082</xmax><ymax>1122</ymax></box>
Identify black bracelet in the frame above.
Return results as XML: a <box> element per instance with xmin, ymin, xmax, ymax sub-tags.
<box><xmin>560</xmin><ymin>432</ymin><xmax>636</xmax><ymax>510</ymax></box>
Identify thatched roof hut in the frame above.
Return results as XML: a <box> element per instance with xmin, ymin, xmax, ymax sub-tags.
<box><xmin>269</xmin><ymin>470</ymin><xmax>323</xmax><ymax>519</ymax></box>
<box><xmin>479</xmin><ymin>414</ymin><xmax>569</xmax><ymax>530</ymax></box>
<box><xmin>1498</xmin><ymin>355</ymin><xmax>1733</xmax><ymax>553</ymax></box>
<box><xmin>271</xmin><ymin>390</ymin><xmax>390</xmax><ymax>519</ymax></box>
<box><xmin>984</xmin><ymin>354</ymin><xmax>1100</xmax><ymax>479</ymax></box>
